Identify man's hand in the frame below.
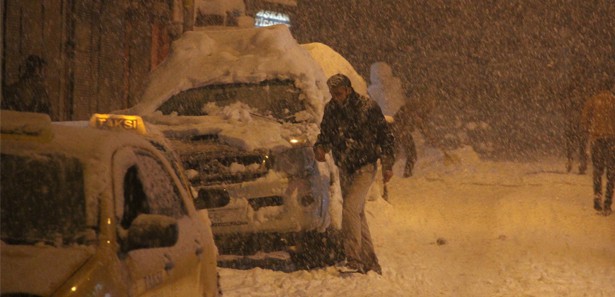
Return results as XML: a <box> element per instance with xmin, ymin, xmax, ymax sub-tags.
<box><xmin>382</xmin><ymin>169</ymin><xmax>393</xmax><ymax>183</ymax></box>
<box><xmin>314</xmin><ymin>146</ymin><xmax>327</xmax><ymax>162</ymax></box>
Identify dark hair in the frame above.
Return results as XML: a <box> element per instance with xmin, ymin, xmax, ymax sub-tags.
<box><xmin>327</xmin><ymin>73</ymin><xmax>352</xmax><ymax>89</ymax></box>
<box><xmin>23</xmin><ymin>55</ymin><xmax>47</xmax><ymax>74</ymax></box>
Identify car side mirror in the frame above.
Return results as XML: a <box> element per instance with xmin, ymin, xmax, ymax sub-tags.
<box><xmin>124</xmin><ymin>214</ymin><xmax>178</xmax><ymax>252</ymax></box>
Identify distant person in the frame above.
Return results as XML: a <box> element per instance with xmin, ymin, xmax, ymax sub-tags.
<box><xmin>2</xmin><ymin>55</ymin><xmax>52</xmax><ymax>115</ymax></box>
<box><xmin>580</xmin><ymin>87</ymin><xmax>615</xmax><ymax>216</ymax></box>
<box><xmin>314</xmin><ymin>74</ymin><xmax>395</xmax><ymax>274</ymax></box>
<box><xmin>391</xmin><ymin>91</ymin><xmax>441</xmax><ymax>177</ymax></box>
<box><xmin>564</xmin><ymin>94</ymin><xmax>588</xmax><ymax>174</ymax></box>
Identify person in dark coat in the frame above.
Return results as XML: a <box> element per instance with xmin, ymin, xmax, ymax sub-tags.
<box><xmin>391</xmin><ymin>88</ymin><xmax>443</xmax><ymax>177</ymax></box>
<box><xmin>581</xmin><ymin>87</ymin><xmax>615</xmax><ymax>216</ymax></box>
<box><xmin>2</xmin><ymin>55</ymin><xmax>52</xmax><ymax>116</ymax></box>
<box><xmin>565</xmin><ymin>118</ymin><xmax>589</xmax><ymax>174</ymax></box>
<box><xmin>564</xmin><ymin>93</ymin><xmax>588</xmax><ymax>174</ymax></box>
<box><xmin>313</xmin><ymin>74</ymin><xmax>395</xmax><ymax>274</ymax></box>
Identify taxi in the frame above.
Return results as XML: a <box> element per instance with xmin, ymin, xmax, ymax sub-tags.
<box><xmin>0</xmin><ymin>110</ymin><xmax>220</xmax><ymax>297</ymax></box>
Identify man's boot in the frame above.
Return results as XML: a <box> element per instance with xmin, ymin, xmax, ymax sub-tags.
<box><xmin>593</xmin><ymin>193</ymin><xmax>603</xmax><ymax>211</ymax></box>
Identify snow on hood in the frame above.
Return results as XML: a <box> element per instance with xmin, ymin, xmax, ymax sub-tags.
<box><xmin>144</xmin><ymin>103</ymin><xmax>320</xmax><ymax>152</ymax></box>
<box><xmin>1</xmin><ymin>243</ymin><xmax>93</xmax><ymax>296</ymax></box>
<box><xmin>123</xmin><ymin>25</ymin><xmax>329</xmax><ymax>120</ymax></box>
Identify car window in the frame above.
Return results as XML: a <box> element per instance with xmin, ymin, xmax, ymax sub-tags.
<box><xmin>120</xmin><ymin>151</ymin><xmax>187</xmax><ymax>229</ymax></box>
<box><xmin>1</xmin><ymin>153</ymin><xmax>89</xmax><ymax>246</ymax></box>
<box><xmin>121</xmin><ymin>166</ymin><xmax>150</xmax><ymax>229</ymax></box>
<box><xmin>158</xmin><ymin>79</ymin><xmax>304</xmax><ymax>121</ymax></box>
<box><xmin>148</xmin><ymin>139</ymin><xmax>194</xmax><ymax>196</ymax></box>
<box><xmin>134</xmin><ymin>151</ymin><xmax>187</xmax><ymax>218</ymax></box>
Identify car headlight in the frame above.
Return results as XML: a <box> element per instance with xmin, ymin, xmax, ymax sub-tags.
<box><xmin>272</xmin><ymin>147</ymin><xmax>314</xmax><ymax>177</ymax></box>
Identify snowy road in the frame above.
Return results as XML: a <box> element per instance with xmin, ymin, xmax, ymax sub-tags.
<box><xmin>217</xmin><ymin>154</ymin><xmax>615</xmax><ymax>297</ymax></box>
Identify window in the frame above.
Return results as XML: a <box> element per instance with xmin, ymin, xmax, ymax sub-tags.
<box><xmin>120</xmin><ymin>151</ymin><xmax>186</xmax><ymax>229</ymax></box>
<box><xmin>158</xmin><ymin>79</ymin><xmax>304</xmax><ymax>122</ymax></box>
<box><xmin>254</xmin><ymin>10</ymin><xmax>291</xmax><ymax>27</ymax></box>
<box><xmin>134</xmin><ymin>152</ymin><xmax>186</xmax><ymax>218</ymax></box>
<box><xmin>1</xmin><ymin>153</ymin><xmax>88</xmax><ymax>245</ymax></box>
<box><xmin>121</xmin><ymin>166</ymin><xmax>149</xmax><ymax>229</ymax></box>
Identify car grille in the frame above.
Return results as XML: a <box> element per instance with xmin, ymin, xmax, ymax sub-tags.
<box><xmin>195</xmin><ymin>188</ymin><xmax>231</xmax><ymax>209</ymax></box>
<box><xmin>247</xmin><ymin>196</ymin><xmax>284</xmax><ymax>210</ymax></box>
<box><xmin>195</xmin><ymin>189</ymin><xmax>283</xmax><ymax>211</ymax></box>
<box><xmin>183</xmin><ymin>151</ymin><xmax>270</xmax><ymax>185</ymax></box>
<box><xmin>168</xmin><ymin>134</ymin><xmax>272</xmax><ymax>186</ymax></box>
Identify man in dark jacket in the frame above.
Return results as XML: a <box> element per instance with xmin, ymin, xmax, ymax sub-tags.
<box><xmin>2</xmin><ymin>55</ymin><xmax>52</xmax><ymax>116</ymax></box>
<box><xmin>314</xmin><ymin>74</ymin><xmax>395</xmax><ymax>274</ymax></box>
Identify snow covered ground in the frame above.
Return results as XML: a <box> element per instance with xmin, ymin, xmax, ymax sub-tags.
<box><xmin>217</xmin><ymin>145</ymin><xmax>615</xmax><ymax>297</ymax></box>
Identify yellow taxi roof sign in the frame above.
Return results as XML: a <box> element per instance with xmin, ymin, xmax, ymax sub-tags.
<box><xmin>89</xmin><ymin>114</ymin><xmax>148</xmax><ymax>135</ymax></box>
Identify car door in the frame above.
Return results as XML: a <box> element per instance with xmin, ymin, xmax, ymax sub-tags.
<box><xmin>113</xmin><ymin>147</ymin><xmax>203</xmax><ymax>296</ymax></box>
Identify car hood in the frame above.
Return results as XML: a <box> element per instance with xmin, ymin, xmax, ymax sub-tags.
<box><xmin>1</xmin><ymin>243</ymin><xmax>94</xmax><ymax>296</ymax></box>
<box><xmin>144</xmin><ymin>112</ymin><xmax>320</xmax><ymax>153</ymax></box>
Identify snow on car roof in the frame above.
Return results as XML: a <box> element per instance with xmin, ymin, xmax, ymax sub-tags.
<box><xmin>124</xmin><ymin>25</ymin><xmax>331</xmax><ymax>119</ymax></box>
<box><xmin>1</xmin><ymin>111</ymin><xmax>170</xmax><ymax>227</ymax></box>
<box><xmin>116</xmin><ymin>25</ymin><xmax>368</xmax><ymax>152</ymax></box>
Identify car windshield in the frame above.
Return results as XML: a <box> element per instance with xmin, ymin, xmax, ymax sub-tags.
<box><xmin>1</xmin><ymin>153</ymin><xmax>92</xmax><ymax>246</ymax></box>
<box><xmin>158</xmin><ymin>79</ymin><xmax>305</xmax><ymax>121</ymax></box>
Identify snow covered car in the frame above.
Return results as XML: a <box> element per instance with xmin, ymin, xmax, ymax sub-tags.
<box><xmin>118</xmin><ymin>25</ymin><xmax>368</xmax><ymax>263</ymax></box>
<box><xmin>0</xmin><ymin>110</ymin><xmax>220</xmax><ymax>297</ymax></box>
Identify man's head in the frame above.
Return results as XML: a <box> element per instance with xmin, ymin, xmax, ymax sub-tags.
<box><xmin>23</xmin><ymin>55</ymin><xmax>47</xmax><ymax>78</ymax></box>
<box><xmin>327</xmin><ymin>74</ymin><xmax>353</xmax><ymax>104</ymax></box>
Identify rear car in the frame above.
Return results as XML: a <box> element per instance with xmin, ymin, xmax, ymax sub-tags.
<box><xmin>0</xmin><ymin>110</ymin><xmax>220</xmax><ymax>297</ymax></box>
<box><xmin>118</xmin><ymin>25</ymin><xmax>368</xmax><ymax>265</ymax></box>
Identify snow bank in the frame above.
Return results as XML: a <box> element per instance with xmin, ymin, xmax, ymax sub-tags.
<box><xmin>367</xmin><ymin>62</ymin><xmax>405</xmax><ymax>116</ymax></box>
<box><xmin>302</xmin><ymin>42</ymin><xmax>368</xmax><ymax>96</ymax></box>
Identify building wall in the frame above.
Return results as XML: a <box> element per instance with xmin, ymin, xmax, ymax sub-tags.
<box><xmin>2</xmin><ymin>0</ymin><xmax>190</xmax><ymax>120</ymax></box>
<box><xmin>2</xmin><ymin>1</ymin><xmax>66</xmax><ymax>119</ymax></box>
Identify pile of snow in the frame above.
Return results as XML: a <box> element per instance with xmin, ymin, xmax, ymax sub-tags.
<box><xmin>302</xmin><ymin>43</ymin><xmax>368</xmax><ymax>96</ymax></box>
<box><xmin>367</xmin><ymin>62</ymin><xmax>405</xmax><ymax>116</ymax></box>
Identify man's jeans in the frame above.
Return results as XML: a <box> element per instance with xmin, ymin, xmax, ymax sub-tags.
<box><xmin>339</xmin><ymin>163</ymin><xmax>380</xmax><ymax>272</ymax></box>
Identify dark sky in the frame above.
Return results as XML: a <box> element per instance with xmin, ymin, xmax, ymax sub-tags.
<box><xmin>291</xmin><ymin>0</ymin><xmax>615</xmax><ymax>159</ymax></box>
